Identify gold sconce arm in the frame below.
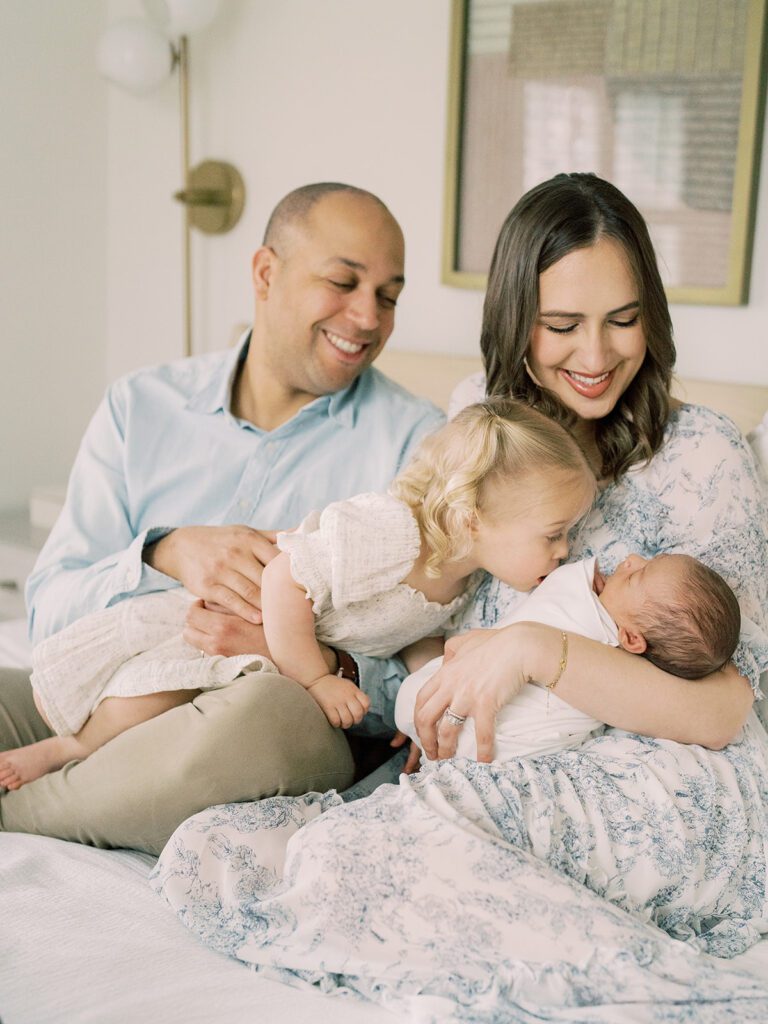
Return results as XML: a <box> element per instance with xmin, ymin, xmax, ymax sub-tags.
<box><xmin>174</xmin><ymin>188</ymin><xmax>227</xmax><ymax>205</ymax></box>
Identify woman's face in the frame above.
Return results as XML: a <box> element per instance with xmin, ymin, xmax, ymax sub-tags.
<box><xmin>527</xmin><ymin>237</ymin><xmax>647</xmax><ymax>424</ymax></box>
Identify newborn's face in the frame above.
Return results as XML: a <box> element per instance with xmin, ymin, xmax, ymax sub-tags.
<box><xmin>598</xmin><ymin>553</ymin><xmax>684</xmax><ymax>626</ymax></box>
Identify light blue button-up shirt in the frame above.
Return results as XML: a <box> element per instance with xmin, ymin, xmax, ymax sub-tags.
<box><xmin>27</xmin><ymin>336</ymin><xmax>444</xmax><ymax>656</ymax></box>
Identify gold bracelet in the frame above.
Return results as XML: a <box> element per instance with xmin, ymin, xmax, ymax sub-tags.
<box><xmin>546</xmin><ymin>631</ymin><xmax>569</xmax><ymax>691</ymax></box>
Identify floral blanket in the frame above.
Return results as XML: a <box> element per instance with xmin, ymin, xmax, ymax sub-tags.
<box><xmin>153</xmin><ymin>713</ymin><xmax>768</xmax><ymax>1023</ymax></box>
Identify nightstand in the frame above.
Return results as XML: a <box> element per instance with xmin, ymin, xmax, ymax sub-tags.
<box><xmin>0</xmin><ymin>508</ymin><xmax>48</xmax><ymax>622</ymax></box>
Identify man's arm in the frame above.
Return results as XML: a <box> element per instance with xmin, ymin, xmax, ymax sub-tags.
<box><xmin>27</xmin><ymin>379</ymin><xmax>280</xmax><ymax>644</ymax></box>
<box><xmin>26</xmin><ymin>386</ymin><xmax>164</xmax><ymax>642</ymax></box>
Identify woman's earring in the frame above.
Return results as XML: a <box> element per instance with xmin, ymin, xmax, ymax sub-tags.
<box><xmin>523</xmin><ymin>357</ymin><xmax>543</xmax><ymax>387</ymax></box>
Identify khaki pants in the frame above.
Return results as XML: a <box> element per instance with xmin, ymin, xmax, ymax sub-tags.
<box><xmin>0</xmin><ymin>667</ymin><xmax>354</xmax><ymax>856</ymax></box>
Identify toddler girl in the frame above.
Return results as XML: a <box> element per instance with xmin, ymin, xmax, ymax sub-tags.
<box><xmin>0</xmin><ymin>398</ymin><xmax>596</xmax><ymax>789</ymax></box>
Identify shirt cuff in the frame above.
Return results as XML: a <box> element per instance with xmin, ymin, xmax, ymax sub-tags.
<box><xmin>354</xmin><ymin>652</ymin><xmax>408</xmax><ymax>735</ymax></box>
<box><xmin>107</xmin><ymin>527</ymin><xmax>180</xmax><ymax>604</ymax></box>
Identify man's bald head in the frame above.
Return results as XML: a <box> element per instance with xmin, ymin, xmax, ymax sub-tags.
<box><xmin>263</xmin><ymin>183</ymin><xmax>393</xmax><ymax>254</ymax></box>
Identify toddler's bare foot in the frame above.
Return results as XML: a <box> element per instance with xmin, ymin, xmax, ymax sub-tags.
<box><xmin>0</xmin><ymin>736</ymin><xmax>84</xmax><ymax>790</ymax></box>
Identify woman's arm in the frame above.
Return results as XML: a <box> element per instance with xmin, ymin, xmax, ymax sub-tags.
<box><xmin>414</xmin><ymin>622</ymin><xmax>754</xmax><ymax>761</ymax></box>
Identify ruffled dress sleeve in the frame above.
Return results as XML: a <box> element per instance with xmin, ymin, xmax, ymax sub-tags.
<box><xmin>276</xmin><ymin>493</ymin><xmax>422</xmax><ymax>616</ymax></box>
<box><xmin>448</xmin><ymin>372</ymin><xmax>486</xmax><ymax>420</ymax></box>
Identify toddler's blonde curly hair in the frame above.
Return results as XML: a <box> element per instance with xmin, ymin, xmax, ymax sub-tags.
<box><xmin>390</xmin><ymin>397</ymin><xmax>595</xmax><ymax>577</ymax></box>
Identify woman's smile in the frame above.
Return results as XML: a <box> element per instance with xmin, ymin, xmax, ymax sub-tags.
<box><xmin>528</xmin><ymin>238</ymin><xmax>647</xmax><ymax>423</ymax></box>
<box><xmin>559</xmin><ymin>367</ymin><xmax>614</xmax><ymax>399</ymax></box>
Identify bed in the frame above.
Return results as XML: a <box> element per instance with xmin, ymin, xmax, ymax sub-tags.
<box><xmin>2</xmin><ymin>352</ymin><xmax>767</xmax><ymax>1024</ymax></box>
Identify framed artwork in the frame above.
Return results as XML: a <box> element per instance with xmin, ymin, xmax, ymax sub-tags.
<box><xmin>443</xmin><ymin>0</ymin><xmax>768</xmax><ymax>304</ymax></box>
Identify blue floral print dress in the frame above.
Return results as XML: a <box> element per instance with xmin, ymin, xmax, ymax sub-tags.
<box><xmin>152</xmin><ymin>403</ymin><xmax>768</xmax><ymax>1023</ymax></box>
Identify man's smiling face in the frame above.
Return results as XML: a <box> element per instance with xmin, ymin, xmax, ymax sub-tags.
<box><xmin>254</xmin><ymin>191</ymin><xmax>405</xmax><ymax>401</ymax></box>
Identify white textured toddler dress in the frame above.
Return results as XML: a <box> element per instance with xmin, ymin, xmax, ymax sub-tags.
<box><xmin>32</xmin><ymin>493</ymin><xmax>478</xmax><ymax>736</ymax></box>
<box><xmin>277</xmin><ymin>492</ymin><xmax>479</xmax><ymax>656</ymax></box>
<box><xmin>395</xmin><ymin>556</ymin><xmax>618</xmax><ymax>761</ymax></box>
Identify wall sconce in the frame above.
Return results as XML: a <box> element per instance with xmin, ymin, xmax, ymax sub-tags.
<box><xmin>98</xmin><ymin>0</ymin><xmax>245</xmax><ymax>357</ymax></box>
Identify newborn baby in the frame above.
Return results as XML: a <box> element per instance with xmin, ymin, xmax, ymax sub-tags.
<box><xmin>395</xmin><ymin>553</ymin><xmax>740</xmax><ymax>761</ymax></box>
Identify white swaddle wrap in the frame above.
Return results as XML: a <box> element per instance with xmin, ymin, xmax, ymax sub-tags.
<box><xmin>395</xmin><ymin>556</ymin><xmax>618</xmax><ymax>760</ymax></box>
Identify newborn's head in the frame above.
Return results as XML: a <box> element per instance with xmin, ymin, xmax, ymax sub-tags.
<box><xmin>598</xmin><ymin>553</ymin><xmax>741</xmax><ymax>679</ymax></box>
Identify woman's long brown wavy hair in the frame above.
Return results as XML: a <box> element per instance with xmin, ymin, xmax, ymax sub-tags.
<box><xmin>480</xmin><ymin>173</ymin><xmax>675</xmax><ymax>481</ymax></box>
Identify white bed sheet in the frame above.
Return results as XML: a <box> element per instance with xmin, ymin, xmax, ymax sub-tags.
<box><xmin>0</xmin><ymin>831</ymin><xmax>395</xmax><ymax>1024</ymax></box>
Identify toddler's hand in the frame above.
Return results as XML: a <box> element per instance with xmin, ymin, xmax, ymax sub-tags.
<box><xmin>306</xmin><ymin>674</ymin><xmax>370</xmax><ymax>729</ymax></box>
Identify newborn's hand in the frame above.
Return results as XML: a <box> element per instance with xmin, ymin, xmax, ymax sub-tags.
<box><xmin>307</xmin><ymin>674</ymin><xmax>371</xmax><ymax>729</ymax></box>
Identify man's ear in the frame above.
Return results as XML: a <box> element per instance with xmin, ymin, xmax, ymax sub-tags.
<box><xmin>618</xmin><ymin>625</ymin><xmax>647</xmax><ymax>655</ymax></box>
<box><xmin>252</xmin><ymin>246</ymin><xmax>276</xmax><ymax>300</ymax></box>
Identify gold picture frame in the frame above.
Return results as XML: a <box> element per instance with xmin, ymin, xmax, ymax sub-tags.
<box><xmin>443</xmin><ymin>0</ymin><xmax>768</xmax><ymax>304</ymax></box>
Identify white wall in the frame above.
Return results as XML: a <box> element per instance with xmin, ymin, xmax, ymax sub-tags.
<box><xmin>105</xmin><ymin>0</ymin><xmax>768</xmax><ymax>386</ymax></box>
<box><xmin>0</xmin><ymin>1</ymin><xmax>108</xmax><ymax>512</ymax></box>
<box><xmin>3</xmin><ymin>1</ymin><xmax>765</xmax><ymax>514</ymax></box>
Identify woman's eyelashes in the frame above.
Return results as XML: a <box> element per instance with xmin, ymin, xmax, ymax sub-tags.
<box><xmin>542</xmin><ymin>314</ymin><xmax>640</xmax><ymax>335</ymax></box>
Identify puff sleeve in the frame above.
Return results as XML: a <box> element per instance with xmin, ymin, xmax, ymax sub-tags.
<box><xmin>276</xmin><ymin>493</ymin><xmax>421</xmax><ymax>616</ymax></box>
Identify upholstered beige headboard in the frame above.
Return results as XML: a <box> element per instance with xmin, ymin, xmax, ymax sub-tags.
<box><xmin>376</xmin><ymin>349</ymin><xmax>768</xmax><ymax>436</ymax></box>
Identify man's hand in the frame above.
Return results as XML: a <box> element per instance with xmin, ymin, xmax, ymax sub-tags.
<box><xmin>185</xmin><ymin>599</ymin><xmax>343</xmax><ymax>672</ymax></box>
<box><xmin>145</xmin><ymin>525</ymin><xmax>278</xmax><ymax>623</ymax></box>
<box><xmin>183</xmin><ymin>600</ymin><xmax>272</xmax><ymax>658</ymax></box>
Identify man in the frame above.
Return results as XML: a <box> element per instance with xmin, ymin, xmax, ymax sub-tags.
<box><xmin>0</xmin><ymin>183</ymin><xmax>444</xmax><ymax>854</ymax></box>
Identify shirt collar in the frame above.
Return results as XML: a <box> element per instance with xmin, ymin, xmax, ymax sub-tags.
<box><xmin>186</xmin><ymin>328</ymin><xmax>362</xmax><ymax>430</ymax></box>
<box><xmin>283</xmin><ymin>376</ymin><xmax>360</xmax><ymax>431</ymax></box>
<box><xmin>187</xmin><ymin>329</ymin><xmax>250</xmax><ymax>416</ymax></box>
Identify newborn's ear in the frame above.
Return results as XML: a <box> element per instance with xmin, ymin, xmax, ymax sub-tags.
<box><xmin>618</xmin><ymin>626</ymin><xmax>647</xmax><ymax>655</ymax></box>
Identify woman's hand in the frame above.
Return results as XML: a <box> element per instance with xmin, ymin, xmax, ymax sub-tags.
<box><xmin>414</xmin><ymin>626</ymin><xmax>534</xmax><ymax>762</ymax></box>
<box><xmin>423</xmin><ymin>622</ymin><xmax>754</xmax><ymax>753</ymax></box>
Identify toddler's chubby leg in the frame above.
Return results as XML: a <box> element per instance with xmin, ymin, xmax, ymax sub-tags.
<box><xmin>0</xmin><ymin>688</ymin><xmax>199</xmax><ymax>790</ymax></box>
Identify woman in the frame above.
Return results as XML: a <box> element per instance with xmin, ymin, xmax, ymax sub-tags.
<box><xmin>415</xmin><ymin>171</ymin><xmax>765</xmax><ymax>760</ymax></box>
<box><xmin>154</xmin><ymin>175</ymin><xmax>768</xmax><ymax>1021</ymax></box>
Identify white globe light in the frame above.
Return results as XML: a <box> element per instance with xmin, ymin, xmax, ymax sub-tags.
<box><xmin>142</xmin><ymin>0</ymin><xmax>222</xmax><ymax>36</ymax></box>
<box><xmin>97</xmin><ymin>18</ymin><xmax>174</xmax><ymax>94</ymax></box>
